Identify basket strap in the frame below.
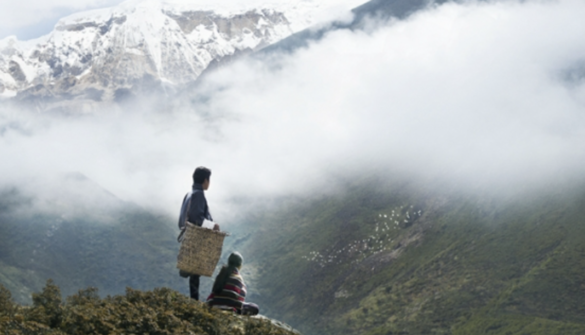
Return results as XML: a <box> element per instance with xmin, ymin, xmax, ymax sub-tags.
<box><xmin>177</xmin><ymin>227</ymin><xmax>186</xmax><ymax>243</ymax></box>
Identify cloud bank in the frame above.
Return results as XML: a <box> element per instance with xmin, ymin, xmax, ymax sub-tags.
<box><xmin>2</xmin><ymin>0</ymin><xmax>585</xmax><ymax>222</ymax></box>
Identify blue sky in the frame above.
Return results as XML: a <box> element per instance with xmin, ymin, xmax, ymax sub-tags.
<box><xmin>0</xmin><ymin>0</ymin><xmax>123</xmax><ymax>40</ymax></box>
<box><xmin>2</xmin><ymin>7</ymin><xmax>74</xmax><ymax>40</ymax></box>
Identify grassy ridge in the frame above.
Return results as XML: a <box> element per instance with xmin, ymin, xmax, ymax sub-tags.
<box><xmin>0</xmin><ymin>280</ymin><xmax>298</xmax><ymax>335</ymax></box>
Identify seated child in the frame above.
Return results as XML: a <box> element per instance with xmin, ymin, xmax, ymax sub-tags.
<box><xmin>206</xmin><ymin>252</ymin><xmax>259</xmax><ymax>316</ymax></box>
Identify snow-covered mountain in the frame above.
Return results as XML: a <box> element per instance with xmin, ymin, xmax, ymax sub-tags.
<box><xmin>0</xmin><ymin>0</ymin><xmax>365</xmax><ymax>109</ymax></box>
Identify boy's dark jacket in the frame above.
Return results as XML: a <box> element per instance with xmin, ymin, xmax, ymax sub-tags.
<box><xmin>178</xmin><ymin>183</ymin><xmax>213</xmax><ymax>229</ymax></box>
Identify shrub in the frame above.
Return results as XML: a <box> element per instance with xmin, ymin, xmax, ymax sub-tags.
<box><xmin>28</xmin><ymin>279</ymin><xmax>63</xmax><ymax>328</ymax></box>
<box><xmin>0</xmin><ymin>282</ymin><xmax>299</xmax><ymax>335</ymax></box>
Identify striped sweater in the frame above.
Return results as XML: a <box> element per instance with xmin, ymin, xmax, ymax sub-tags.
<box><xmin>206</xmin><ymin>268</ymin><xmax>247</xmax><ymax>312</ymax></box>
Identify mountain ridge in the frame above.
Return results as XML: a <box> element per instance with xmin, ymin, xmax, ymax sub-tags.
<box><xmin>0</xmin><ymin>0</ymin><xmax>365</xmax><ymax>110</ymax></box>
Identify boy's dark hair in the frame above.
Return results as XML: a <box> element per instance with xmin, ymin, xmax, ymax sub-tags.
<box><xmin>193</xmin><ymin>167</ymin><xmax>212</xmax><ymax>184</ymax></box>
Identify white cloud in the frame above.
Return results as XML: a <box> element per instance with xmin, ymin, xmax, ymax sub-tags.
<box><xmin>188</xmin><ymin>0</ymin><xmax>585</xmax><ymax>196</ymax></box>
<box><xmin>2</xmin><ymin>0</ymin><xmax>585</xmax><ymax>222</ymax></box>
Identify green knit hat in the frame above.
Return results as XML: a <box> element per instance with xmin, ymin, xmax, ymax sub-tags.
<box><xmin>228</xmin><ymin>252</ymin><xmax>243</xmax><ymax>267</ymax></box>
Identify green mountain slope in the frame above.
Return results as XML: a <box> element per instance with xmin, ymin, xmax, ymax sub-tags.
<box><xmin>228</xmin><ymin>179</ymin><xmax>585</xmax><ymax>335</ymax></box>
<box><xmin>0</xmin><ymin>185</ymin><xmax>187</xmax><ymax>304</ymax></box>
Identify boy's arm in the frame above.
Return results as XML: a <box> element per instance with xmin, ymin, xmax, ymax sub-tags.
<box><xmin>177</xmin><ymin>193</ymin><xmax>190</xmax><ymax>229</ymax></box>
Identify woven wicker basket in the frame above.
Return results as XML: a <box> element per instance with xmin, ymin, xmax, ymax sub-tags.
<box><xmin>177</xmin><ymin>224</ymin><xmax>228</xmax><ymax>277</ymax></box>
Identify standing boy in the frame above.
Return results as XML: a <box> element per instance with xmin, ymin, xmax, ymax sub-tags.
<box><xmin>178</xmin><ymin>166</ymin><xmax>219</xmax><ymax>300</ymax></box>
